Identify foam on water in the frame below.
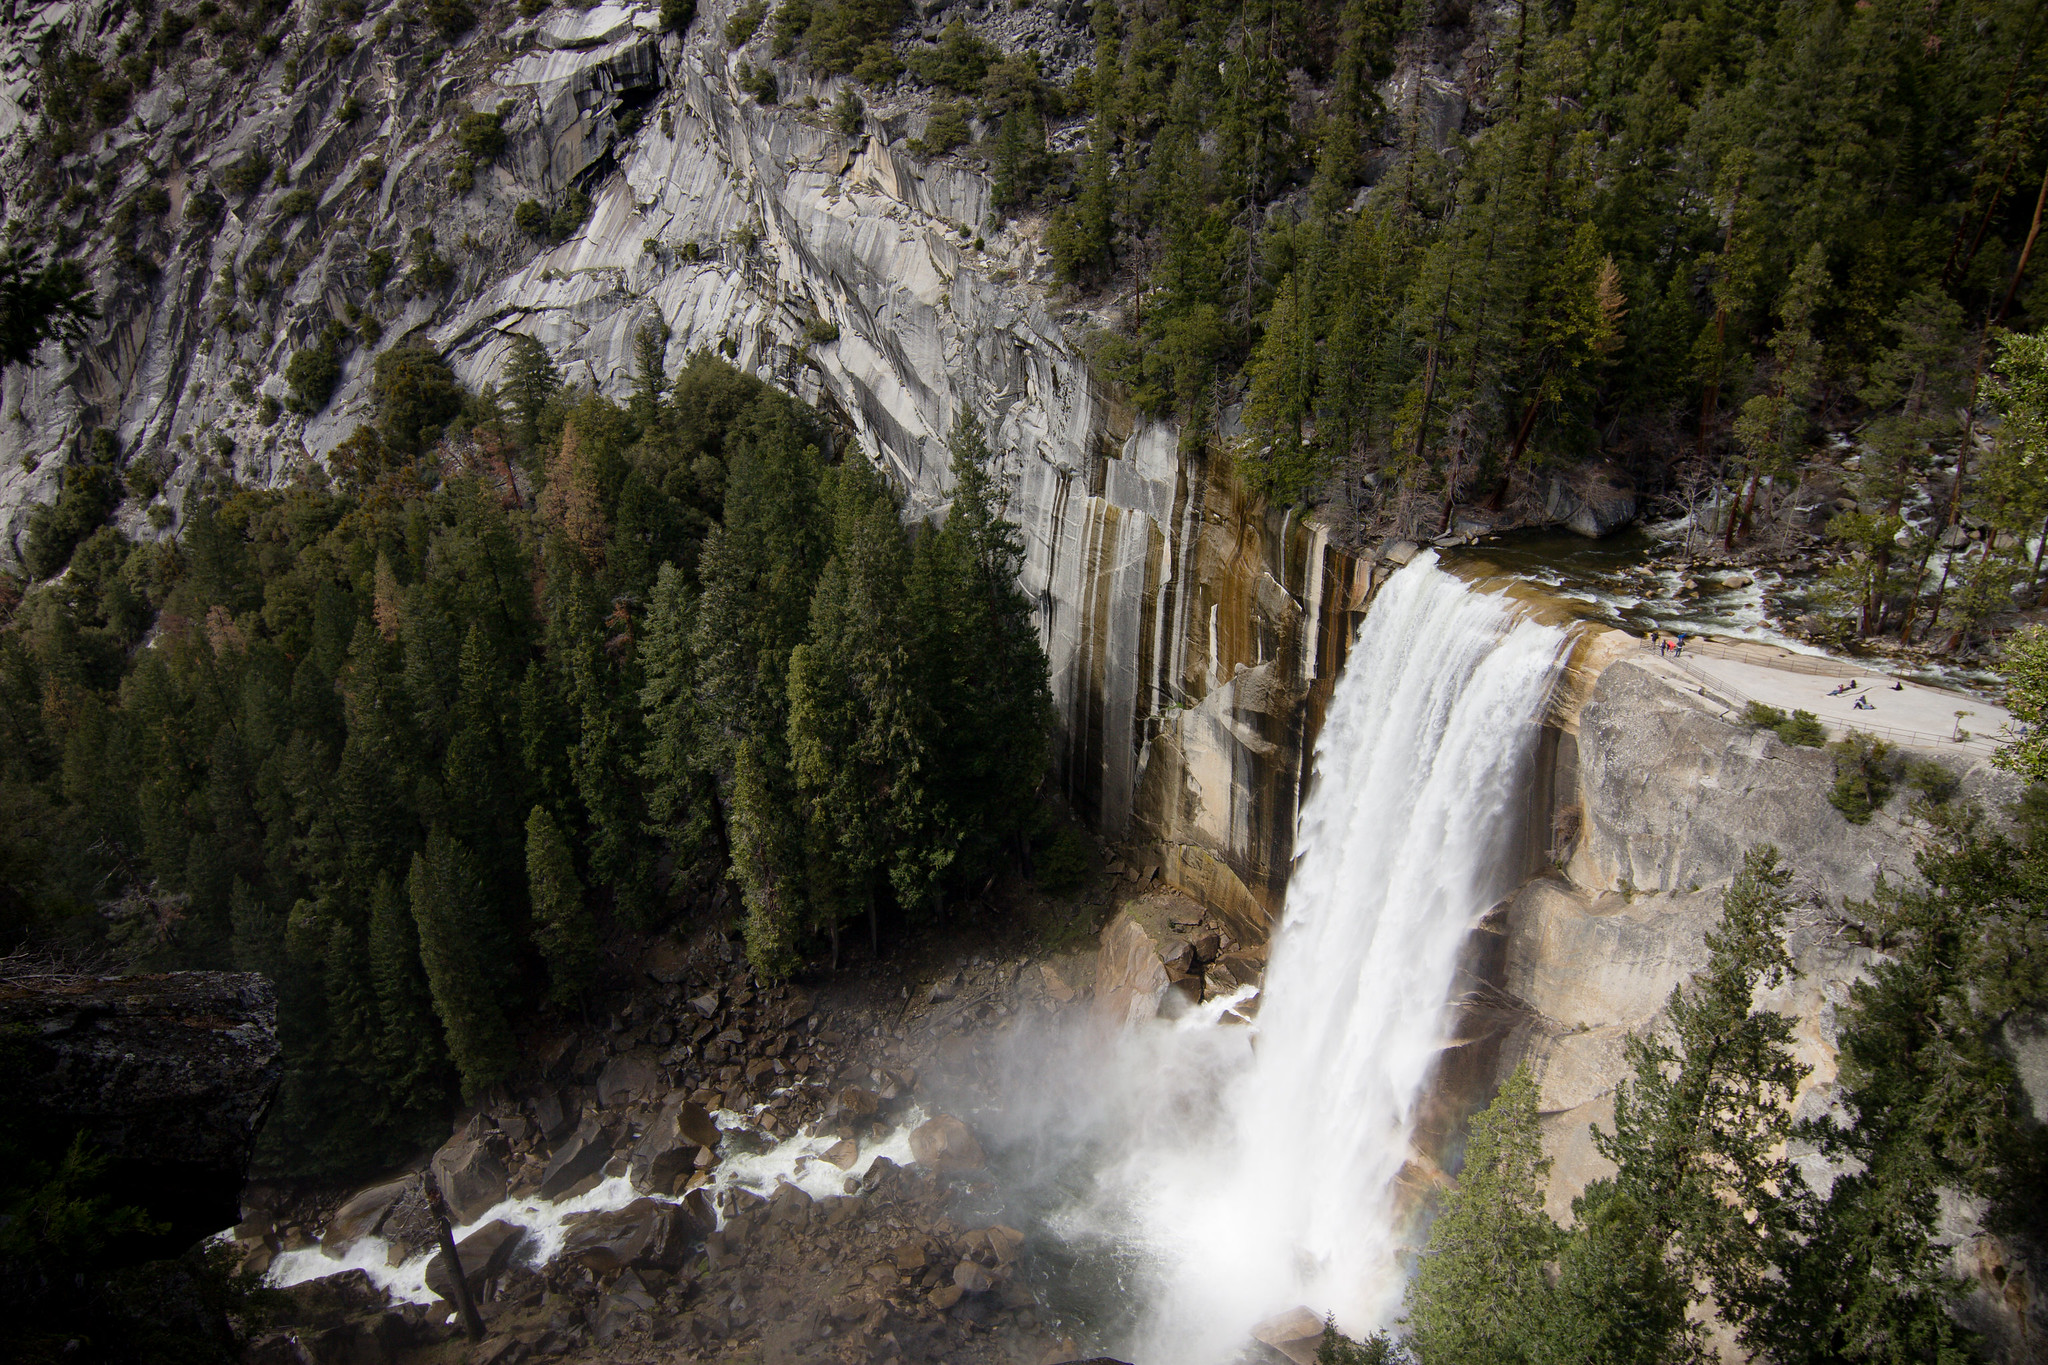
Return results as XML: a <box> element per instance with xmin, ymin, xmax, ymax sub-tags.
<box><xmin>267</xmin><ymin>1103</ymin><xmax>925</xmax><ymax>1308</ymax></box>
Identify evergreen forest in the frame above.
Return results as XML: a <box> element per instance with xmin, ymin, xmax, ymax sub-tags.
<box><xmin>0</xmin><ymin>343</ymin><xmax>1054</xmax><ymax>1178</ymax></box>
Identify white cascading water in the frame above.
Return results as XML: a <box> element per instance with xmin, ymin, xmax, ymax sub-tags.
<box><xmin>1084</xmin><ymin>552</ymin><xmax>1572</xmax><ymax>1361</ymax></box>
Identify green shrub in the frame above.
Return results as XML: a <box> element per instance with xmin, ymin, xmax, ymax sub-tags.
<box><xmin>336</xmin><ymin>93</ymin><xmax>363</xmax><ymax>123</ymax></box>
<box><xmin>365</xmin><ymin>247</ymin><xmax>394</xmax><ymax>291</ymax></box>
<box><xmin>1828</xmin><ymin>732</ymin><xmax>1899</xmax><ymax>824</ymax></box>
<box><xmin>135</xmin><ymin>185</ymin><xmax>171</xmax><ymax>215</ymax></box>
<box><xmin>284</xmin><ymin>336</ymin><xmax>343</xmax><ymax>413</ymax></box>
<box><xmin>412</xmin><ymin>246</ymin><xmax>455</xmax><ymax>292</ymax></box>
<box><xmin>739</xmin><ymin>63</ymin><xmax>778</xmax><ymax>104</ymax></box>
<box><xmin>771</xmin><ymin>0</ymin><xmax>808</xmax><ymax>55</ymax></box>
<box><xmin>661</xmin><ymin>0</ymin><xmax>695</xmax><ymax>31</ymax></box>
<box><xmin>852</xmin><ymin>40</ymin><xmax>901</xmax><ymax>85</ymax></box>
<box><xmin>907</xmin><ymin>18</ymin><xmax>990</xmax><ymax>92</ymax></box>
<box><xmin>453</xmin><ymin>108</ymin><xmax>506</xmax><ymax>160</ymax></box>
<box><xmin>833</xmin><ymin>86</ymin><xmax>865</xmax><ymax>135</ymax></box>
<box><xmin>517</xmin><ymin>0</ymin><xmax>546</xmax><ymax>16</ymax></box>
<box><xmin>357</xmin><ymin>157</ymin><xmax>386</xmax><ymax>190</ymax></box>
<box><xmin>447</xmin><ymin>155</ymin><xmax>476</xmax><ymax>193</ymax></box>
<box><xmin>371</xmin><ymin>345</ymin><xmax>465</xmax><ymax>454</ymax></box>
<box><xmin>725</xmin><ymin>0</ymin><xmax>767</xmax><ymax>44</ymax></box>
<box><xmin>277</xmin><ymin>187</ymin><xmax>317</xmax><ymax>215</ymax></box>
<box><xmin>1742</xmin><ymin>700</ymin><xmax>1787</xmax><ymax>729</ymax></box>
<box><xmin>425</xmin><ymin>0</ymin><xmax>475</xmax><ymax>37</ymax></box>
<box><xmin>125</xmin><ymin>454</ymin><xmax>163</xmax><ymax>500</ymax></box>
<box><xmin>184</xmin><ymin>188</ymin><xmax>223</xmax><ymax>220</ymax></box>
<box><xmin>910</xmin><ymin>100</ymin><xmax>968</xmax><ymax>156</ymax></box>
<box><xmin>803</xmin><ymin>317</ymin><xmax>839</xmax><ymax>345</ymax></box>
<box><xmin>549</xmin><ymin>189</ymin><xmax>591</xmax><ymax>240</ymax></box>
<box><xmin>257</xmin><ymin>394</ymin><xmax>281</xmax><ymax>425</ymax></box>
<box><xmin>514</xmin><ymin>200</ymin><xmax>548</xmax><ymax>236</ymax></box>
<box><xmin>325</xmin><ymin>33</ymin><xmax>356</xmax><ymax>60</ymax></box>
<box><xmin>1034</xmin><ymin>825</ymin><xmax>1092</xmax><ymax>896</ymax></box>
<box><xmin>23</xmin><ymin>465</ymin><xmax>122</xmax><ymax>580</ymax></box>
<box><xmin>1903</xmin><ymin>757</ymin><xmax>1959</xmax><ymax>807</ymax></box>
<box><xmin>1777</xmin><ymin>709</ymin><xmax>1826</xmax><ymax>747</ymax></box>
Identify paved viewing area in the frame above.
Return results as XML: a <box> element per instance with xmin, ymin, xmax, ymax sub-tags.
<box><xmin>1638</xmin><ymin>637</ymin><xmax>2012</xmax><ymax>758</ymax></box>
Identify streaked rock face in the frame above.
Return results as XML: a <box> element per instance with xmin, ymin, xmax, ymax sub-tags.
<box><xmin>0</xmin><ymin>0</ymin><xmax>1363</xmax><ymax>920</ymax></box>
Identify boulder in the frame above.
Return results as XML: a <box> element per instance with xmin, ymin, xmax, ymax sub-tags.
<box><xmin>1251</xmin><ymin>1306</ymin><xmax>1328</xmax><ymax>1365</ymax></box>
<box><xmin>676</xmin><ymin>1099</ymin><xmax>722</xmax><ymax>1149</ymax></box>
<box><xmin>833</xmin><ymin>1086</ymin><xmax>880</xmax><ymax>1121</ymax></box>
<box><xmin>1540</xmin><ymin>463</ymin><xmax>1637</xmax><ymax>539</ymax></box>
<box><xmin>596</xmin><ymin>1054</ymin><xmax>662</xmax><ymax>1108</ymax></box>
<box><xmin>768</xmin><ymin>1182</ymin><xmax>813</xmax><ymax>1228</ymax></box>
<box><xmin>537</xmin><ymin>1119</ymin><xmax>615</xmax><ymax>1200</ymax></box>
<box><xmin>322</xmin><ymin>1178</ymin><xmax>411</xmax><ymax>1255</ymax></box>
<box><xmin>1093</xmin><ymin>913</ymin><xmax>1171</xmax><ymax>1031</ymax></box>
<box><xmin>642</xmin><ymin>939</ymin><xmax>689</xmax><ymax>985</ymax></box>
<box><xmin>908</xmin><ymin>1114</ymin><xmax>986</xmax><ymax>1173</ymax></box>
<box><xmin>529</xmin><ymin>1088</ymin><xmax>572</xmax><ymax>1140</ymax></box>
<box><xmin>558</xmin><ymin>1198</ymin><xmax>704</xmax><ymax>1273</ymax></box>
<box><xmin>424</xmin><ymin>1220</ymin><xmax>528</xmax><ymax>1304</ymax></box>
<box><xmin>627</xmin><ymin>1094</ymin><xmax>707</xmax><ymax>1194</ymax></box>
<box><xmin>822</xmin><ymin>1138</ymin><xmax>859</xmax><ymax>1169</ymax></box>
<box><xmin>952</xmin><ymin>1259</ymin><xmax>993</xmax><ymax>1293</ymax></box>
<box><xmin>430</xmin><ymin>1134</ymin><xmax>507</xmax><ymax>1226</ymax></box>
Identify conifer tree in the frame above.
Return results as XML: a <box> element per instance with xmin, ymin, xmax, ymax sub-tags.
<box><xmin>501</xmin><ymin>331</ymin><xmax>560</xmax><ymax>450</ymax></box>
<box><xmin>527</xmin><ymin>804</ymin><xmax>596</xmax><ymax>1007</ymax></box>
<box><xmin>639</xmin><ymin>562</ymin><xmax>718</xmax><ymax>875</ymax></box>
<box><xmin>408</xmin><ymin>831</ymin><xmax>516</xmax><ymax>1098</ymax></box>
<box><xmin>366</xmin><ymin>872</ymin><xmax>445</xmax><ymax>1116</ymax></box>
<box><xmin>1595</xmin><ymin>845</ymin><xmax>1810</xmax><ymax>1344</ymax></box>
<box><xmin>1406</xmin><ymin>1063</ymin><xmax>1559</xmax><ymax>1364</ymax></box>
<box><xmin>788</xmin><ymin>459</ymin><xmax>928</xmax><ymax>959</ymax></box>
<box><xmin>1728</xmin><ymin>245</ymin><xmax>1828</xmax><ymax>545</ymax></box>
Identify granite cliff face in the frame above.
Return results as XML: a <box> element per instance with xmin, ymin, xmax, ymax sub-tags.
<box><xmin>1494</xmin><ymin>659</ymin><xmax>2047</xmax><ymax>1359</ymax></box>
<box><xmin>1</xmin><ymin>0</ymin><xmax>1379</xmax><ymax>924</ymax></box>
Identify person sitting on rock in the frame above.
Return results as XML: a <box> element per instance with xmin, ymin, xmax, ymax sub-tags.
<box><xmin>1892</xmin><ymin>680</ymin><xmax>1904</xmax><ymax>691</ymax></box>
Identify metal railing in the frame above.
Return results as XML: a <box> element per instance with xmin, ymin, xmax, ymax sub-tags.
<box><xmin>1660</xmin><ymin>654</ymin><xmax>2001</xmax><ymax>757</ymax></box>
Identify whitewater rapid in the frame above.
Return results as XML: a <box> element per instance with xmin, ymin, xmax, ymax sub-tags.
<box><xmin>1070</xmin><ymin>552</ymin><xmax>1572</xmax><ymax>1360</ymax></box>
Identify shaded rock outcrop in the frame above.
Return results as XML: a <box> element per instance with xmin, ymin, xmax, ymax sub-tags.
<box><xmin>0</xmin><ymin>968</ymin><xmax>280</xmax><ymax>1251</ymax></box>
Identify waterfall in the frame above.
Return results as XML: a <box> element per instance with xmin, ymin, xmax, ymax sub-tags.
<box><xmin>1101</xmin><ymin>552</ymin><xmax>1571</xmax><ymax>1360</ymax></box>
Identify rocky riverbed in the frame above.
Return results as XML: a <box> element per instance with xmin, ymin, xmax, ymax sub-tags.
<box><xmin>228</xmin><ymin>869</ymin><xmax>1260</xmax><ymax>1365</ymax></box>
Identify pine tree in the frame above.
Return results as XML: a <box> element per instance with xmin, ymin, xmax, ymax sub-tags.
<box><xmin>408</xmin><ymin>831</ymin><xmax>516</xmax><ymax>1098</ymax></box>
<box><xmin>367</xmin><ymin>871</ymin><xmax>446</xmax><ymax>1116</ymax></box>
<box><xmin>527</xmin><ymin>804</ymin><xmax>596</xmax><ymax>1006</ymax></box>
<box><xmin>1728</xmin><ymin>245</ymin><xmax>1828</xmax><ymax>546</ymax></box>
<box><xmin>500</xmin><ymin>331</ymin><xmax>560</xmax><ymax>451</ymax></box>
<box><xmin>788</xmin><ymin>459</ymin><xmax>927</xmax><ymax>960</ymax></box>
<box><xmin>1546</xmin><ymin>1182</ymin><xmax>1699</xmax><ymax>1365</ymax></box>
<box><xmin>908</xmin><ymin>414</ymin><xmax>1052</xmax><ymax>898</ymax></box>
<box><xmin>1405</xmin><ymin>1063</ymin><xmax>1559</xmax><ymax>1365</ymax></box>
<box><xmin>638</xmin><ymin>562</ymin><xmax>718</xmax><ymax>876</ymax></box>
<box><xmin>1595</xmin><ymin>845</ymin><xmax>1810</xmax><ymax>1343</ymax></box>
